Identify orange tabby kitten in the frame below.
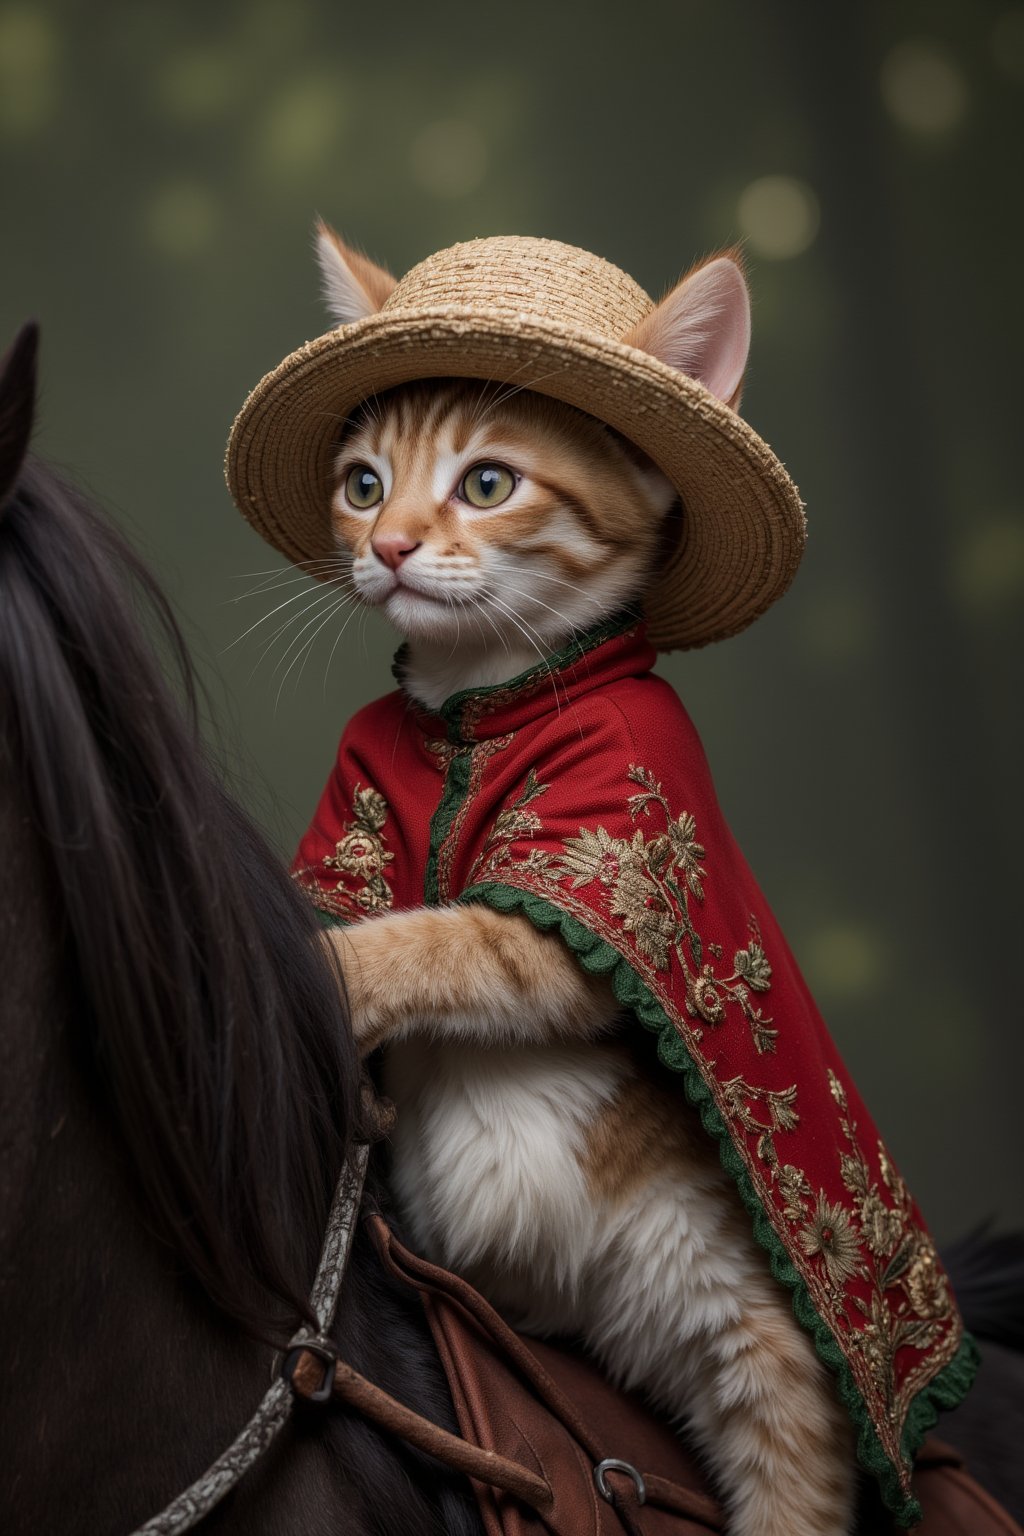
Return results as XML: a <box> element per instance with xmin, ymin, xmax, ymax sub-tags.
<box><xmin>317</xmin><ymin>228</ymin><xmax>855</xmax><ymax>1536</ymax></box>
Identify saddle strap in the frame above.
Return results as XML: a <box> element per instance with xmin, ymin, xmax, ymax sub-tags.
<box><xmin>368</xmin><ymin>1214</ymin><xmax>725</xmax><ymax>1535</ymax></box>
<box><xmin>291</xmin><ymin>1215</ymin><xmax>1024</xmax><ymax>1536</ymax></box>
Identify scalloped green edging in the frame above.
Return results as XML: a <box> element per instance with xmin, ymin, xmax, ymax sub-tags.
<box><xmin>458</xmin><ymin>879</ymin><xmax>979</xmax><ymax>1527</ymax></box>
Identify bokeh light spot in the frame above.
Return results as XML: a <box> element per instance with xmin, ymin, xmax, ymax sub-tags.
<box><xmin>736</xmin><ymin>175</ymin><xmax>819</xmax><ymax>259</ymax></box>
<box><xmin>951</xmin><ymin>514</ymin><xmax>1024</xmax><ymax>614</ymax></box>
<box><xmin>144</xmin><ymin>180</ymin><xmax>220</xmax><ymax>260</ymax></box>
<box><xmin>806</xmin><ymin>922</ymin><xmax>885</xmax><ymax>1000</ymax></box>
<box><xmin>880</xmin><ymin>41</ymin><xmax>968</xmax><ymax>136</ymax></box>
<box><xmin>410</xmin><ymin>119</ymin><xmax>488</xmax><ymax>199</ymax></box>
<box><xmin>258</xmin><ymin>75</ymin><xmax>346</xmax><ymax>181</ymax></box>
<box><xmin>0</xmin><ymin>7</ymin><xmax>58</xmax><ymax>138</ymax></box>
<box><xmin>992</xmin><ymin>9</ymin><xmax>1024</xmax><ymax>80</ymax></box>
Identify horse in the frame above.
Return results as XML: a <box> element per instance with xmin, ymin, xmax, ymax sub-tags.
<box><xmin>0</xmin><ymin>322</ymin><xmax>485</xmax><ymax>1535</ymax></box>
<box><xmin>1</xmin><ymin>320</ymin><xmax>1022</xmax><ymax>1535</ymax></box>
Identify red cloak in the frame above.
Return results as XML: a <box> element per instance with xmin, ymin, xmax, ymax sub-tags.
<box><xmin>294</xmin><ymin>613</ymin><xmax>975</xmax><ymax>1526</ymax></box>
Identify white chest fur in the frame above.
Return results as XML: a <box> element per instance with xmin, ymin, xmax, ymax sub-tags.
<box><xmin>381</xmin><ymin>1038</ymin><xmax>630</xmax><ymax>1330</ymax></box>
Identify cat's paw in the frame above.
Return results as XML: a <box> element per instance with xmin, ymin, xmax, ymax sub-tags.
<box><xmin>323</xmin><ymin>924</ymin><xmax>389</xmax><ymax>1054</ymax></box>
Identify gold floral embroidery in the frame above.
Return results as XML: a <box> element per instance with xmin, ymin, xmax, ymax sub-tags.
<box><xmin>799</xmin><ymin>1193</ymin><xmax>863</xmax><ymax>1288</ymax></box>
<box><xmin>476</xmin><ymin>762</ymin><xmax>778</xmax><ymax>1054</ymax></box>
<box><xmin>322</xmin><ymin>783</ymin><xmax>395</xmax><ymax>915</ymax></box>
<box><xmin>777</xmin><ymin>1068</ymin><xmax>955</xmax><ymax>1428</ymax></box>
<box><xmin>425</xmin><ymin>738</ymin><xmax>461</xmax><ymax>771</ymax></box>
<box><xmin>721</xmin><ymin>1075</ymin><xmax>800</xmax><ymax>1168</ymax></box>
<box><xmin>470</xmin><ymin>757</ymin><xmax>962</xmax><ymax>1480</ymax></box>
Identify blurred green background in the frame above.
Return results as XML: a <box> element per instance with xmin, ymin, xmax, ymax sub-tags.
<box><xmin>2</xmin><ymin>1</ymin><xmax>1021</xmax><ymax>1236</ymax></box>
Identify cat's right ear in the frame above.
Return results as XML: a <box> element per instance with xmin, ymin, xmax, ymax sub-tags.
<box><xmin>623</xmin><ymin>250</ymin><xmax>751</xmax><ymax>411</ymax></box>
<box><xmin>314</xmin><ymin>220</ymin><xmax>398</xmax><ymax>326</ymax></box>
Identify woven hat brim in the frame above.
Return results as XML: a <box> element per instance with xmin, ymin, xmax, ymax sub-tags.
<box><xmin>226</xmin><ymin>307</ymin><xmax>806</xmax><ymax>651</ymax></box>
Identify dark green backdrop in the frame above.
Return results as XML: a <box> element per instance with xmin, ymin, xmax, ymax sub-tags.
<box><xmin>3</xmin><ymin>0</ymin><xmax>1021</xmax><ymax>1235</ymax></box>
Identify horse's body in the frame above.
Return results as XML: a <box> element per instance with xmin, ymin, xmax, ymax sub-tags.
<box><xmin>0</xmin><ymin>324</ymin><xmax>1022</xmax><ymax>1535</ymax></box>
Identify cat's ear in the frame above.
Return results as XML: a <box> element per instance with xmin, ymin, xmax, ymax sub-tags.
<box><xmin>314</xmin><ymin>219</ymin><xmax>397</xmax><ymax>326</ymax></box>
<box><xmin>624</xmin><ymin>250</ymin><xmax>750</xmax><ymax>410</ymax></box>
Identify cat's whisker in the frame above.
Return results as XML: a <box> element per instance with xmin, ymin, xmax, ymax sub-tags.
<box><xmin>443</xmin><ymin>589</ymin><xmax>462</xmax><ymax>661</ymax></box>
<box><xmin>467</xmin><ymin>376</ymin><xmax>502</xmax><ymax>430</ymax></box>
<box><xmin>494</xmin><ymin>578</ymin><xmax>580</xmax><ymax>638</ymax></box>
<box><xmin>224</xmin><ymin>575</ymin><xmax>352</xmax><ymax>652</ymax></box>
<box><xmin>472</xmin><ymin>598</ymin><xmax>513</xmax><ymax>659</ymax></box>
<box><xmin>251</xmin><ymin>586</ymin><xmax>356</xmax><ymax>674</ymax></box>
<box><xmin>519</xmin><ymin>568</ymin><xmax>589</xmax><ymax>598</ymax></box>
<box><xmin>487</xmin><ymin>592</ymin><xmax>565</xmax><ymax>717</ymax></box>
<box><xmin>270</xmin><ymin>587</ymin><xmax>354</xmax><ymax>696</ymax></box>
<box><xmin>273</xmin><ymin>591</ymin><xmax>352</xmax><ymax>711</ymax></box>
<box><xmin>231</xmin><ymin>566</ymin><xmax>356</xmax><ymax>604</ymax></box>
<box><xmin>477</xmin><ymin>363</ymin><xmax>570</xmax><ymax>422</ymax></box>
<box><xmin>230</xmin><ymin>557</ymin><xmax>351</xmax><ymax>579</ymax></box>
<box><xmin>322</xmin><ymin>593</ymin><xmax>367</xmax><ymax>699</ymax></box>
<box><xmin>279</xmin><ymin>590</ymin><xmax>353</xmax><ymax>705</ymax></box>
<box><xmin>470</xmin><ymin>359</ymin><xmax>542</xmax><ymax>420</ymax></box>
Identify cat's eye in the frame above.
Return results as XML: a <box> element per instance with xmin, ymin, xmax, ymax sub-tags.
<box><xmin>344</xmin><ymin>465</ymin><xmax>383</xmax><ymax>510</ymax></box>
<box><xmin>460</xmin><ymin>463</ymin><xmax>516</xmax><ymax>509</ymax></box>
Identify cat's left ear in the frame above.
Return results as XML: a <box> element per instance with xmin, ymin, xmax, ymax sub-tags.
<box><xmin>315</xmin><ymin>219</ymin><xmax>398</xmax><ymax>326</ymax></box>
<box><xmin>623</xmin><ymin>251</ymin><xmax>750</xmax><ymax>410</ymax></box>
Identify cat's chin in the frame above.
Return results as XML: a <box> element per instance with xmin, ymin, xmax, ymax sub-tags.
<box><xmin>382</xmin><ymin>586</ymin><xmax>466</xmax><ymax>644</ymax></box>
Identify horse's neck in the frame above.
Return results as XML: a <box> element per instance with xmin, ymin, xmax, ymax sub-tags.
<box><xmin>0</xmin><ymin>775</ymin><xmax>260</xmax><ymax>1533</ymax></box>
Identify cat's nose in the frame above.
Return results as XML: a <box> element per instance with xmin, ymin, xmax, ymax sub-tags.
<box><xmin>371</xmin><ymin>533</ymin><xmax>422</xmax><ymax>570</ymax></box>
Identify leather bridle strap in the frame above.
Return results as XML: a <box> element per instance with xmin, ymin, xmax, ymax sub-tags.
<box><xmin>287</xmin><ymin>1347</ymin><xmax>554</xmax><ymax>1510</ymax></box>
<box><xmin>128</xmin><ymin>1142</ymin><xmax>370</xmax><ymax>1536</ymax></box>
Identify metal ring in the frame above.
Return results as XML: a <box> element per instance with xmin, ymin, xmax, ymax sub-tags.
<box><xmin>281</xmin><ymin>1335</ymin><xmax>338</xmax><ymax>1406</ymax></box>
<box><xmin>594</xmin><ymin>1457</ymin><xmax>646</xmax><ymax>1505</ymax></box>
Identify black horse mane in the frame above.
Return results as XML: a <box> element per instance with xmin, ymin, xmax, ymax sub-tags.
<box><xmin>0</xmin><ymin>430</ymin><xmax>359</xmax><ymax>1344</ymax></box>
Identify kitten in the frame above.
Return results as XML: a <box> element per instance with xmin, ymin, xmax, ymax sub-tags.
<box><xmin>313</xmin><ymin>228</ymin><xmax>855</xmax><ymax>1536</ymax></box>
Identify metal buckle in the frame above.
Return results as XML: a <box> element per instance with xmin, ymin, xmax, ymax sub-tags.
<box><xmin>282</xmin><ymin>1335</ymin><xmax>338</xmax><ymax>1406</ymax></box>
<box><xmin>594</xmin><ymin>1457</ymin><xmax>647</xmax><ymax>1505</ymax></box>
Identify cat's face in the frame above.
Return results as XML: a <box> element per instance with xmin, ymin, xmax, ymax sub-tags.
<box><xmin>331</xmin><ymin>379</ymin><xmax>677</xmax><ymax>653</ymax></box>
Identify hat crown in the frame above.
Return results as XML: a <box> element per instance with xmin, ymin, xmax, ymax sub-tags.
<box><xmin>380</xmin><ymin>236</ymin><xmax>653</xmax><ymax>340</ymax></box>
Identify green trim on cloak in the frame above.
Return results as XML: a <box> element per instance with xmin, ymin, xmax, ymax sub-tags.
<box><xmin>424</xmin><ymin>746</ymin><xmax>475</xmax><ymax>905</ymax></box>
<box><xmin>421</xmin><ymin>609</ymin><xmax>642</xmax><ymax>904</ymax></box>
<box><xmin>393</xmin><ymin>608</ymin><xmax>641</xmax><ymax>746</ymax></box>
<box><xmin>458</xmin><ymin>878</ymin><xmax>979</xmax><ymax>1528</ymax></box>
<box><xmin>313</xmin><ymin>907</ymin><xmax>349</xmax><ymax>930</ymax></box>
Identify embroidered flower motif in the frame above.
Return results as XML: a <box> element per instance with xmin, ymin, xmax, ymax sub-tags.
<box><xmin>352</xmin><ymin>785</ymin><xmax>387</xmax><ymax>831</ymax></box>
<box><xmin>559</xmin><ymin>825</ymin><xmax>629</xmax><ymax>889</ymax></box>
<box><xmin>905</xmin><ymin>1237</ymin><xmax>949</xmax><ymax>1320</ymax></box>
<box><xmin>733</xmin><ymin>940</ymin><xmax>772</xmax><ymax>992</ymax></box>
<box><xmin>858</xmin><ymin>1190</ymin><xmax>903</xmax><ymax>1257</ymax></box>
<box><xmin>799</xmin><ymin>1193</ymin><xmax>863</xmax><ymax>1289</ymax></box>
<box><xmin>610</xmin><ymin>864</ymin><xmax>676</xmax><ymax>969</ymax></box>
<box><xmin>778</xmin><ymin>1163</ymin><xmax>814</xmax><ymax>1222</ymax></box>
<box><xmin>692</xmin><ymin>963</ymin><xmax>726</xmax><ymax>1023</ymax></box>
<box><xmin>323</xmin><ymin>781</ymin><xmax>395</xmax><ymax>915</ymax></box>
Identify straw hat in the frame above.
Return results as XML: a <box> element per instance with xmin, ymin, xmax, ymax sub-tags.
<box><xmin>226</xmin><ymin>234</ymin><xmax>805</xmax><ymax>651</ymax></box>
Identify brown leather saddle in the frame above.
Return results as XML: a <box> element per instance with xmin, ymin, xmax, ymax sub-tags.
<box><xmin>290</xmin><ymin>1215</ymin><xmax>1021</xmax><ymax>1536</ymax></box>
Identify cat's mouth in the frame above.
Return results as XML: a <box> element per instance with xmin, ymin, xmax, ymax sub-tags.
<box><xmin>384</xmin><ymin>572</ymin><xmax>478</xmax><ymax>608</ymax></box>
